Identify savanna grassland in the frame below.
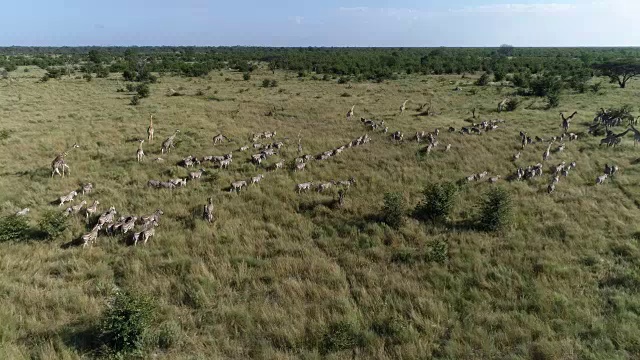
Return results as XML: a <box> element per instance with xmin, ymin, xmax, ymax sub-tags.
<box><xmin>1</xmin><ymin>63</ymin><xmax>640</xmax><ymax>360</ymax></box>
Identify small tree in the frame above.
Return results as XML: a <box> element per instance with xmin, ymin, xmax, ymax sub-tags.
<box><xmin>415</xmin><ymin>182</ymin><xmax>457</xmax><ymax>223</ymax></box>
<box><xmin>505</xmin><ymin>97</ymin><xmax>520</xmax><ymax>112</ymax></box>
<box><xmin>99</xmin><ymin>291</ymin><xmax>154</xmax><ymax>355</ymax></box>
<box><xmin>96</xmin><ymin>66</ymin><xmax>109</xmax><ymax>78</ymax></box>
<box><xmin>122</xmin><ymin>69</ymin><xmax>136</xmax><ymax>81</ymax></box>
<box><xmin>475</xmin><ymin>73</ymin><xmax>490</xmax><ymax>86</ymax></box>
<box><xmin>38</xmin><ymin>211</ymin><xmax>68</xmax><ymax>240</ymax></box>
<box><xmin>130</xmin><ymin>95</ymin><xmax>140</xmax><ymax>106</ymax></box>
<box><xmin>478</xmin><ymin>187</ymin><xmax>512</xmax><ymax>232</ymax></box>
<box><xmin>268</xmin><ymin>61</ymin><xmax>277</xmax><ymax>74</ymax></box>
<box><xmin>0</xmin><ymin>215</ymin><xmax>30</xmax><ymax>242</ymax></box>
<box><xmin>242</xmin><ymin>72</ymin><xmax>251</xmax><ymax>81</ymax></box>
<box><xmin>382</xmin><ymin>192</ymin><xmax>406</xmax><ymax>229</ymax></box>
<box><xmin>593</xmin><ymin>59</ymin><xmax>640</xmax><ymax>88</ymax></box>
<box><xmin>136</xmin><ymin>83</ymin><xmax>150</xmax><ymax>98</ymax></box>
<box><xmin>497</xmin><ymin>44</ymin><xmax>514</xmax><ymax>57</ymax></box>
<box><xmin>546</xmin><ymin>92</ymin><xmax>560</xmax><ymax>108</ymax></box>
<box><xmin>262</xmin><ymin>79</ymin><xmax>271</xmax><ymax>88</ymax></box>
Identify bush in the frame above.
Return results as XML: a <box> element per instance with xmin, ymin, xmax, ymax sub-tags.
<box><xmin>38</xmin><ymin>211</ymin><xmax>68</xmax><ymax>240</ymax></box>
<box><xmin>512</xmin><ymin>72</ymin><xmax>531</xmax><ymax>88</ymax></box>
<box><xmin>83</xmin><ymin>73</ymin><xmax>92</xmax><ymax>82</ymax></box>
<box><xmin>130</xmin><ymin>95</ymin><xmax>140</xmax><ymax>106</ymax></box>
<box><xmin>478</xmin><ymin>187</ymin><xmax>512</xmax><ymax>232</ymax></box>
<box><xmin>262</xmin><ymin>79</ymin><xmax>271</xmax><ymax>88</ymax></box>
<box><xmin>96</xmin><ymin>66</ymin><xmax>109</xmax><ymax>78</ymax></box>
<box><xmin>382</xmin><ymin>192</ymin><xmax>406</xmax><ymax>229</ymax></box>
<box><xmin>322</xmin><ymin>74</ymin><xmax>331</xmax><ymax>81</ymax></box>
<box><xmin>475</xmin><ymin>72</ymin><xmax>490</xmax><ymax>86</ymax></box>
<box><xmin>242</xmin><ymin>72</ymin><xmax>251</xmax><ymax>81</ymax></box>
<box><xmin>136</xmin><ymin>83</ymin><xmax>150</xmax><ymax>98</ymax></box>
<box><xmin>0</xmin><ymin>215</ymin><xmax>30</xmax><ymax>242</ymax></box>
<box><xmin>493</xmin><ymin>69</ymin><xmax>506</xmax><ymax>82</ymax></box>
<box><xmin>415</xmin><ymin>182</ymin><xmax>457</xmax><ymax>223</ymax></box>
<box><xmin>546</xmin><ymin>92</ymin><xmax>560</xmax><ymax>108</ymax></box>
<box><xmin>298</xmin><ymin>71</ymin><xmax>307</xmax><ymax>78</ymax></box>
<box><xmin>122</xmin><ymin>69</ymin><xmax>136</xmax><ymax>81</ymax></box>
<box><xmin>530</xmin><ymin>74</ymin><xmax>562</xmax><ymax>97</ymax></box>
<box><xmin>320</xmin><ymin>321</ymin><xmax>363</xmax><ymax>355</ymax></box>
<box><xmin>125</xmin><ymin>83</ymin><xmax>136</xmax><ymax>92</ymax></box>
<box><xmin>505</xmin><ymin>97</ymin><xmax>520</xmax><ymax>112</ymax></box>
<box><xmin>270</xmin><ymin>79</ymin><xmax>278</xmax><ymax>87</ymax></box>
<box><xmin>426</xmin><ymin>239</ymin><xmax>448</xmax><ymax>263</ymax></box>
<box><xmin>99</xmin><ymin>291</ymin><xmax>154</xmax><ymax>355</ymax></box>
<box><xmin>590</xmin><ymin>82</ymin><xmax>603</xmax><ymax>93</ymax></box>
<box><xmin>337</xmin><ymin>76</ymin><xmax>350</xmax><ymax>84</ymax></box>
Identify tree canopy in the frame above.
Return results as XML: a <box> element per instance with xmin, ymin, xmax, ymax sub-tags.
<box><xmin>593</xmin><ymin>59</ymin><xmax>640</xmax><ymax>88</ymax></box>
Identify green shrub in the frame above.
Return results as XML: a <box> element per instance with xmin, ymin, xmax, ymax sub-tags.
<box><xmin>415</xmin><ymin>182</ymin><xmax>457</xmax><ymax>223</ymax></box>
<box><xmin>478</xmin><ymin>187</ymin><xmax>512</xmax><ymax>232</ymax></box>
<box><xmin>262</xmin><ymin>79</ymin><xmax>271</xmax><ymax>88</ymax></box>
<box><xmin>382</xmin><ymin>192</ymin><xmax>406</xmax><ymax>229</ymax></box>
<box><xmin>242</xmin><ymin>72</ymin><xmax>251</xmax><ymax>81</ymax></box>
<box><xmin>270</xmin><ymin>79</ymin><xmax>278</xmax><ymax>87</ymax></box>
<box><xmin>122</xmin><ymin>69</ymin><xmax>136</xmax><ymax>81</ymax></box>
<box><xmin>493</xmin><ymin>69</ymin><xmax>505</xmax><ymax>82</ymax></box>
<box><xmin>546</xmin><ymin>91</ymin><xmax>560</xmax><ymax>108</ymax></box>
<box><xmin>83</xmin><ymin>73</ymin><xmax>92</xmax><ymax>82</ymax></box>
<box><xmin>322</xmin><ymin>74</ymin><xmax>331</xmax><ymax>81</ymax></box>
<box><xmin>130</xmin><ymin>95</ymin><xmax>140</xmax><ymax>106</ymax></box>
<box><xmin>320</xmin><ymin>321</ymin><xmax>363</xmax><ymax>355</ymax></box>
<box><xmin>426</xmin><ymin>239</ymin><xmax>448</xmax><ymax>263</ymax></box>
<box><xmin>475</xmin><ymin>72</ymin><xmax>490</xmax><ymax>86</ymax></box>
<box><xmin>96</xmin><ymin>66</ymin><xmax>109</xmax><ymax>78</ymax></box>
<box><xmin>0</xmin><ymin>215</ymin><xmax>30</xmax><ymax>242</ymax></box>
<box><xmin>512</xmin><ymin>72</ymin><xmax>531</xmax><ymax>88</ymax></box>
<box><xmin>99</xmin><ymin>291</ymin><xmax>154</xmax><ymax>355</ymax></box>
<box><xmin>505</xmin><ymin>97</ymin><xmax>520</xmax><ymax>111</ymax></box>
<box><xmin>530</xmin><ymin>74</ymin><xmax>562</xmax><ymax>97</ymax></box>
<box><xmin>156</xmin><ymin>321</ymin><xmax>181</xmax><ymax>350</ymax></box>
<box><xmin>590</xmin><ymin>82</ymin><xmax>603</xmax><ymax>93</ymax></box>
<box><xmin>125</xmin><ymin>83</ymin><xmax>136</xmax><ymax>92</ymax></box>
<box><xmin>337</xmin><ymin>76</ymin><xmax>350</xmax><ymax>84</ymax></box>
<box><xmin>38</xmin><ymin>211</ymin><xmax>68</xmax><ymax>240</ymax></box>
<box><xmin>136</xmin><ymin>83</ymin><xmax>150</xmax><ymax>98</ymax></box>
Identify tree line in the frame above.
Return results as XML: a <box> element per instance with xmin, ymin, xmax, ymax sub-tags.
<box><xmin>1</xmin><ymin>46</ymin><xmax>640</xmax><ymax>85</ymax></box>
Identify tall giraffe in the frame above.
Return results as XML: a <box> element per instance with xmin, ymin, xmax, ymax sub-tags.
<box><xmin>147</xmin><ymin>115</ymin><xmax>154</xmax><ymax>142</ymax></box>
<box><xmin>137</xmin><ymin>140</ymin><xmax>145</xmax><ymax>162</ymax></box>
<box><xmin>51</xmin><ymin>143</ymin><xmax>79</xmax><ymax>177</ymax></box>
<box><xmin>346</xmin><ymin>105</ymin><xmax>354</xmax><ymax>120</ymax></box>
<box><xmin>560</xmin><ymin>111</ymin><xmax>578</xmax><ymax>132</ymax></box>
<box><xmin>400</xmin><ymin>100</ymin><xmax>409</xmax><ymax>115</ymax></box>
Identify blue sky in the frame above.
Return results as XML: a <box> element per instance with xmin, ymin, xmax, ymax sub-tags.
<box><xmin>2</xmin><ymin>0</ymin><xmax>639</xmax><ymax>46</ymax></box>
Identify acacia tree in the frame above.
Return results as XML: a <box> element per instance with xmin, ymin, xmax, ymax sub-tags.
<box><xmin>593</xmin><ymin>59</ymin><xmax>640</xmax><ymax>88</ymax></box>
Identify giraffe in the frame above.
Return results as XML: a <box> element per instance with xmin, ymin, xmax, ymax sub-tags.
<box><xmin>400</xmin><ymin>100</ymin><xmax>409</xmax><ymax>115</ymax></box>
<box><xmin>147</xmin><ymin>115</ymin><xmax>154</xmax><ymax>142</ymax></box>
<box><xmin>136</xmin><ymin>139</ymin><xmax>145</xmax><ymax>162</ymax></box>
<box><xmin>560</xmin><ymin>111</ymin><xmax>578</xmax><ymax>132</ymax></box>
<box><xmin>203</xmin><ymin>198</ymin><xmax>214</xmax><ymax>223</ymax></box>
<box><xmin>161</xmin><ymin>130</ymin><xmax>179</xmax><ymax>154</ymax></box>
<box><xmin>629</xmin><ymin>125</ymin><xmax>640</xmax><ymax>147</ymax></box>
<box><xmin>51</xmin><ymin>143</ymin><xmax>79</xmax><ymax>177</ymax></box>
<box><xmin>346</xmin><ymin>105</ymin><xmax>354</xmax><ymax>120</ymax></box>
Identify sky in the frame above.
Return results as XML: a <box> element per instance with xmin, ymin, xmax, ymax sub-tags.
<box><xmin>2</xmin><ymin>0</ymin><xmax>640</xmax><ymax>47</ymax></box>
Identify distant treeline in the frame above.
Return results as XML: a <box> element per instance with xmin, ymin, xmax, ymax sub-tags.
<box><xmin>2</xmin><ymin>46</ymin><xmax>640</xmax><ymax>81</ymax></box>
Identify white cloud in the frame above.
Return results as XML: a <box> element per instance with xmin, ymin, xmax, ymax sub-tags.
<box><xmin>450</xmin><ymin>3</ymin><xmax>577</xmax><ymax>14</ymax></box>
<box><xmin>288</xmin><ymin>16</ymin><xmax>304</xmax><ymax>25</ymax></box>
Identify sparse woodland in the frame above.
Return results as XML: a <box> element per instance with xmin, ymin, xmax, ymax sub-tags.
<box><xmin>0</xmin><ymin>47</ymin><xmax>640</xmax><ymax>359</ymax></box>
